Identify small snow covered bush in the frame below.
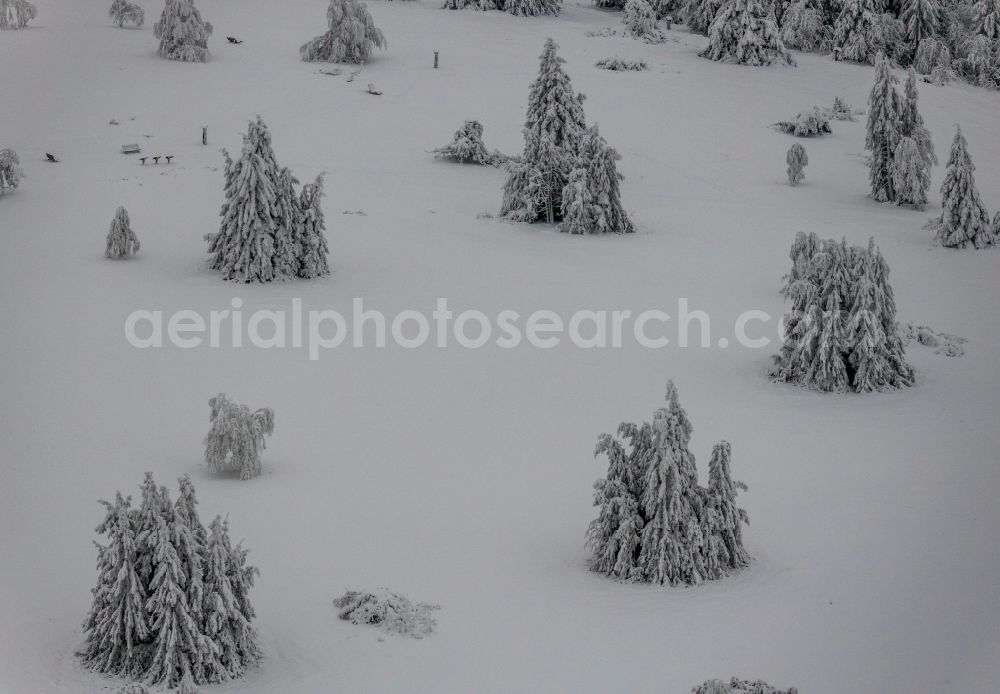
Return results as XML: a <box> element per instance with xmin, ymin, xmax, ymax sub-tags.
<box><xmin>110</xmin><ymin>0</ymin><xmax>144</xmax><ymax>27</ymax></box>
<box><xmin>786</xmin><ymin>143</ymin><xmax>807</xmax><ymax>185</ymax></box>
<box><xmin>432</xmin><ymin>120</ymin><xmax>504</xmax><ymax>165</ymax></box>
<box><xmin>693</xmin><ymin>677</ymin><xmax>798</xmax><ymax>694</ymax></box>
<box><xmin>775</xmin><ymin>107</ymin><xmax>831</xmax><ymax>136</ymax></box>
<box><xmin>827</xmin><ymin>95</ymin><xmax>859</xmax><ymax>120</ymax></box>
<box><xmin>586</xmin><ymin>382</ymin><xmax>751</xmax><ymax>586</ymax></box>
<box><xmin>926</xmin><ymin>125</ymin><xmax>994</xmax><ymax>248</ymax></box>
<box><xmin>0</xmin><ymin>148</ymin><xmax>23</xmax><ymax>194</ymax></box>
<box><xmin>300</xmin><ymin>0</ymin><xmax>386</xmax><ymax>64</ymax></box>
<box><xmin>595</xmin><ymin>57</ymin><xmax>649</xmax><ymax>71</ymax></box>
<box><xmin>0</xmin><ymin>0</ymin><xmax>37</xmax><ymax>29</ymax></box>
<box><xmin>154</xmin><ymin>0</ymin><xmax>212</xmax><ymax>62</ymax></box>
<box><xmin>442</xmin><ymin>0</ymin><xmax>501</xmax><ymax>9</ymax></box>
<box><xmin>333</xmin><ymin>589</ymin><xmax>440</xmax><ymax>638</ymax></box>
<box><xmin>204</xmin><ymin>393</ymin><xmax>275</xmax><ymax>480</ymax></box>
<box><xmin>106</xmin><ymin>206</ymin><xmax>141</xmax><ymax>258</ymax></box>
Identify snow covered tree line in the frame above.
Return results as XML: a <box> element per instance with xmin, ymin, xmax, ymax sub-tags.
<box><xmin>433</xmin><ymin>120</ymin><xmax>506</xmax><ymax>165</ymax></box>
<box><xmin>78</xmin><ymin>474</ymin><xmax>260</xmax><ymax>689</ymax></box>
<box><xmin>301</xmin><ymin>0</ymin><xmax>386</xmax><ymax>64</ymax></box>
<box><xmin>110</xmin><ymin>0</ymin><xmax>145</xmax><ymax>27</ymax></box>
<box><xmin>772</xmin><ymin>233</ymin><xmax>914</xmax><ymax>393</ymax></box>
<box><xmin>154</xmin><ymin>0</ymin><xmax>212</xmax><ymax>62</ymax></box>
<box><xmin>0</xmin><ymin>148</ymin><xmax>23</xmax><ymax>194</ymax></box>
<box><xmin>700</xmin><ymin>0</ymin><xmax>797</xmax><ymax>66</ymax></box>
<box><xmin>866</xmin><ymin>54</ymin><xmax>936</xmax><ymax>207</ymax></box>
<box><xmin>0</xmin><ymin>0</ymin><xmax>36</xmax><ymax>29</ymax></box>
<box><xmin>207</xmin><ymin>117</ymin><xmax>330</xmax><ymax>283</ymax></box>
<box><xmin>786</xmin><ymin>143</ymin><xmax>808</xmax><ymax>185</ymax></box>
<box><xmin>586</xmin><ymin>382</ymin><xmax>751</xmax><ymax>586</ymax></box>
<box><xmin>501</xmin><ymin>39</ymin><xmax>634</xmax><ymax>234</ymax></box>
<box><xmin>204</xmin><ymin>393</ymin><xmax>275</xmax><ymax>480</ymax></box>
<box><xmin>926</xmin><ymin>124</ymin><xmax>996</xmax><ymax>248</ymax></box>
<box><xmin>107</xmin><ymin>206</ymin><xmax>141</xmax><ymax>258</ymax></box>
<box><xmin>443</xmin><ymin>0</ymin><xmax>562</xmax><ymax>16</ymax></box>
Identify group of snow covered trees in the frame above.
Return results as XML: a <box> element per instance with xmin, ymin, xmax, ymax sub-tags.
<box><xmin>154</xmin><ymin>0</ymin><xmax>212</xmax><ymax>62</ymax></box>
<box><xmin>866</xmin><ymin>54</ymin><xmax>936</xmax><ymax>208</ymax></box>
<box><xmin>301</xmin><ymin>0</ymin><xmax>386</xmax><ymax>64</ymax></box>
<box><xmin>443</xmin><ymin>0</ymin><xmax>562</xmax><ymax>17</ymax></box>
<box><xmin>501</xmin><ymin>39</ymin><xmax>634</xmax><ymax>234</ymax></box>
<box><xmin>0</xmin><ymin>148</ymin><xmax>23</xmax><ymax>195</ymax></box>
<box><xmin>204</xmin><ymin>393</ymin><xmax>275</xmax><ymax>480</ymax></box>
<box><xmin>586</xmin><ymin>382</ymin><xmax>751</xmax><ymax>586</ymax></box>
<box><xmin>0</xmin><ymin>0</ymin><xmax>36</xmax><ymax>29</ymax></box>
<box><xmin>772</xmin><ymin>233</ymin><xmax>914</xmax><ymax>393</ymax></box>
<box><xmin>207</xmin><ymin>117</ymin><xmax>330</xmax><ymax>283</ymax></box>
<box><xmin>78</xmin><ymin>474</ymin><xmax>259</xmax><ymax>690</ymax></box>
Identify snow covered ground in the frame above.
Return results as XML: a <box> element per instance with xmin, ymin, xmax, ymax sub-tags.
<box><xmin>2</xmin><ymin>1</ymin><xmax>1000</xmax><ymax>692</ymax></box>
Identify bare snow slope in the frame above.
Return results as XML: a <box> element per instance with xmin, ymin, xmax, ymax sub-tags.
<box><xmin>1</xmin><ymin>2</ymin><xmax>999</xmax><ymax>693</ymax></box>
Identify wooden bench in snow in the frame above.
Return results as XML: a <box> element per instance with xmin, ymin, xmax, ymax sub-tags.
<box><xmin>121</xmin><ymin>144</ymin><xmax>141</xmax><ymax>154</ymax></box>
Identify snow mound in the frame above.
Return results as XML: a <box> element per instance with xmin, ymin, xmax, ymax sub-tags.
<box><xmin>693</xmin><ymin>677</ymin><xmax>798</xmax><ymax>694</ymax></box>
<box><xmin>333</xmin><ymin>588</ymin><xmax>440</xmax><ymax>639</ymax></box>
<box><xmin>903</xmin><ymin>324</ymin><xmax>968</xmax><ymax>357</ymax></box>
<box><xmin>595</xmin><ymin>58</ymin><xmax>649</xmax><ymax>71</ymax></box>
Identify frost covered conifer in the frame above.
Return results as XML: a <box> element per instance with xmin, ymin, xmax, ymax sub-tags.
<box><xmin>623</xmin><ymin>0</ymin><xmax>666</xmax><ymax>43</ymax></box>
<box><xmin>700</xmin><ymin>0</ymin><xmax>796</xmax><ymax>66</ymax></box>
<box><xmin>976</xmin><ymin>0</ymin><xmax>1000</xmax><ymax>40</ymax></box>
<box><xmin>0</xmin><ymin>148</ymin><xmax>23</xmax><ymax>194</ymax></box>
<box><xmin>560</xmin><ymin>125</ymin><xmax>634</xmax><ymax>234</ymax></box>
<box><xmin>786</xmin><ymin>143</ymin><xmax>807</xmax><ymax>185</ymax></box>
<box><xmin>106</xmin><ymin>206</ymin><xmax>141</xmax><ymax>259</ymax></box>
<box><xmin>928</xmin><ymin>126</ymin><xmax>994</xmax><ymax>248</ymax></box>
<box><xmin>832</xmin><ymin>0</ymin><xmax>890</xmax><ymax>63</ymax></box>
<box><xmin>501</xmin><ymin>39</ymin><xmax>587</xmax><ymax>223</ymax></box>
<box><xmin>914</xmin><ymin>36</ymin><xmax>952</xmax><ymax>75</ymax></box>
<box><xmin>297</xmin><ymin>175</ymin><xmax>331</xmax><ymax>278</ymax></box>
<box><xmin>685</xmin><ymin>0</ymin><xmax>722</xmax><ymax>34</ymax></box>
<box><xmin>300</xmin><ymin>0</ymin><xmax>386</xmax><ymax>64</ymax></box>
<box><xmin>154</xmin><ymin>0</ymin><xmax>212</xmax><ymax>62</ymax></box>
<box><xmin>587</xmin><ymin>383</ymin><xmax>750</xmax><ymax>586</ymax></box>
<box><xmin>204</xmin><ymin>393</ymin><xmax>275</xmax><ymax>480</ymax></box>
<box><xmin>110</xmin><ymin>0</ymin><xmax>145</xmax><ymax>27</ymax></box>
<box><xmin>432</xmin><ymin>120</ymin><xmax>502</xmax><ymax>165</ymax></box>
<box><xmin>504</xmin><ymin>0</ymin><xmax>561</xmax><ymax>15</ymax></box>
<box><xmin>891</xmin><ymin>136</ymin><xmax>930</xmax><ymax>207</ymax></box>
<box><xmin>993</xmin><ymin>211</ymin><xmax>1000</xmax><ymax>239</ymax></box>
<box><xmin>900</xmin><ymin>70</ymin><xmax>936</xmax><ymax>169</ymax></box>
<box><xmin>0</xmin><ymin>0</ymin><xmax>36</xmax><ymax>29</ymax></box>
<box><xmin>780</xmin><ymin>0</ymin><xmax>832</xmax><ymax>51</ymax></box>
<box><xmin>900</xmin><ymin>0</ymin><xmax>939</xmax><ymax>52</ymax></box>
<box><xmin>273</xmin><ymin>167</ymin><xmax>302</xmax><ymax>281</ymax></box>
<box><xmin>866</xmin><ymin>54</ymin><xmax>903</xmax><ymax>202</ymax></box>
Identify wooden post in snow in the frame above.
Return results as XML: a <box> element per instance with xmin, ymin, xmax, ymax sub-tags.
<box><xmin>202</xmin><ymin>127</ymin><xmax>207</xmax><ymax>146</ymax></box>
<box><xmin>433</xmin><ymin>51</ymin><xmax>439</xmax><ymax>69</ymax></box>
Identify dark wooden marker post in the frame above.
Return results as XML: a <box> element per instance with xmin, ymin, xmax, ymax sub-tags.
<box><xmin>202</xmin><ymin>126</ymin><xmax>208</xmax><ymax>146</ymax></box>
<box><xmin>434</xmin><ymin>51</ymin><xmax>439</xmax><ymax>69</ymax></box>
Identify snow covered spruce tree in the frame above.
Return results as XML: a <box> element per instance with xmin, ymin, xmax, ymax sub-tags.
<box><xmin>504</xmin><ymin>0</ymin><xmax>561</xmax><ymax>16</ymax></box>
<box><xmin>866</xmin><ymin>53</ymin><xmax>903</xmax><ymax>202</ymax></box>
<box><xmin>623</xmin><ymin>0</ymin><xmax>666</xmax><ymax>43</ymax></box>
<box><xmin>79</xmin><ymin>474</ymin><xmax>260</xmax><ymax>688</ymax></box>
<box><xmin>0</xmin><ymin>0</ymin><xmax>37</xmax><ymax>29</ymax></box>
<box><xmin>900</xmin><ymin>0</ymin><xmax>940</xmax><ymax>56</ymax></box>
<box><xmin>685</xmin><ymin>0</ymin><xmax>722</xmax><ymax>34</ymax></box>
<box><xmin>300</xmin><ymin>0</ymin><xmax>386</xmax><ymax>64</ymax></box>
<box><xmin>204</xmin><ymin>393</ymin><xmax>275</xmax><ymax>480</ymax></box>
<box><xmin>586</xmin><ymin>382</ymin><xmax>751</xmax><ymax>586</ymax></box>
<box><xmin>786</xmin><ymin>143</ymin><xmax>808</xmax><ymax>185</ymax></box>
<box><xmin>892</xmin><ymin>136</ymin><xmax>930</xmax><ymax>207</ymax></box>
<box><xmin>560</xmin><ymin>125</ymin><xmax>635</xmax><ymax>234</ymax></box>
<box><xmin>501</xmin><ymin>38</ymin><xmax>587</xmax><ymax>224</ymax></box>
<box><xmin>154</xmin><ymin>0</ymin><xmax>212</xmax><ymax>62</ymax></box>
<box><xmin>927</xmin><ymin>126</ymin><xmax>994</xmax><ymax>248</ymax></box>
<box><xmin>901</xmin><ymin>69</ymin><xmax>936</xmax><ymax>167</ymax></box>
<box><xmin>110</xmin><ymin>0</ymin><xmax>145</xmax><ymax>27</ymax></box>
<box><xmin>432</xmin><ymin>120</ymin><xmax>503</xmax><ymax>165</ymax></box>
<box><xmin>780</xmin><ymin>0</ymin><xmax>832</xmax><ymax>52</ymax></box>
<box><xmin>106</xmin><ymin>206</ymin><xmax>141</xmax><ymax>258</ymax></box>
<box><xmin>832</xmin><ymin>0</ymin><xmax>894</xmax><ymax>64</ymax></box>
<box><xmin>771</xmin><ymin>234</ymin><xmax>914</xmax><ymax>392</ymax></box>
<box><xmin>700</xmin><ymin>0</ymin><xmax>796</xmax><ymax>66</ymax></box>
<box><xmin>298</xmin><ymin>175</ymin><xmax>331</xmax><ymax>278</ymax></box>
<box><xmin>0</xmin><ymin>148</ymin><xmax>23</xmax><ymax>194</ymax></box>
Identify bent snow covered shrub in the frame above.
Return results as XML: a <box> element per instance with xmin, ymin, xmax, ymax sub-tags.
<box><xmin>432</xmin><ymin>120</ymin><xmax>505</xmax><ymax>165</ymax></box>
<box><xmin>300</xmin><ymin>0</ymin><xmax>386</xmax><ymax>64</ymax></box>
<box><xmin>204</xmin><ymin>393</ymin><xmax>275</xmax><ymax>480</ymax></box>
<box><xmin>333</xmin><ymin>589</ymin><xmax>440</xmax><ymax>638</ymax></box>
<box><xmin>106</xmin><ymin>206</ymin><xmax>141</xmax><ymax>258</ymax></box>
<box><xmin>693</xmin><ymin>677</ymin><xmax>799</xmax><ymax>694</ymax></box>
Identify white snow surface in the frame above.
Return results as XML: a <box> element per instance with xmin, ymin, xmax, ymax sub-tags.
<box><xmin>1</xmin><ymin>1</ymin><xmax>999</xmax><ymax>693</ymax></box>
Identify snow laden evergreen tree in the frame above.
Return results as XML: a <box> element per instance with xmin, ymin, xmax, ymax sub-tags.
<box><xmin>560</xmin><ymin>125</ymin><xmax>635</xmax><ymax>235</ymax></box>
<box><xmin>892</xmin><ymin>136</ymin><xmax>930</xmax><ymax>207</ymax></box>
<box><xmin>976</xmin><ymin>0</ymin><xmax>1000</xmax><ymax>40</ymax></box>
<box><xmin>110</xmin><ymin>0</ymin><xmax>145</xmax><ymax>27</ymax></box>
<box><xmin>786</xmin><ymin>143</ymin><xmax>808</xmax><ymax>185</ymax></box>
<box><xmin>300</xmin><ymin>0</ymin><xmax>386</xmax><ymax>64</ymax></box>
<box><xmin>900</xmin><ymin>69</ymin><xmax>936</xmax><ymax>169</ymax></box>
<box><xmin>204</xmin><ymin>393</ymin><xmax>275</xmax><ymax>480</ymax></box>
<box><xmin>832</xmin><ymin>0</ymin><xmax>890</xmax><ymax>63</ymax></box>
<box><xmin>106</xmin><ymin>206</ymin><xmax>141</xmax><ymax>259</ymax></box>
<box><xmin>866</xmin><ymin>53</ymin><xmax>903</xmax><ymax>202</ymax></box>
<box><xmin>501</xmin><ymin>39</ymin><xmax>587</xmax><ymax>224</ymax></box>
<box><xmin>623</xmin><ymin>0</ymin><xmax>666</xmax><ymax>43</ymax></box>
<box><xmin>700</xmin><ymin>0</ymin><xmax>796</xmax><ymax>66</ymax></box>
<box><xmin>154</xmin><ymin>0</ymin><xmax>212</xmax><ymax>62</ymax></box>
<box><xmin>927</xmin><ymin>126</ymin><xmax>994</xmax><ymax>248</ymax></box>
<box><xmin>0</xmin><ymin>148</ymin><xmax>23</xmax><ymax>194</ymax></box>
<box><xmin>432</xmin><ymin>120</ymin><xmax>503</xmax><ymax>165</ymax></box>
<box><xmin>0</xmin><ymin>0</ymin><xmax>36</xmax><ymax>29</ymax></box>
<box><xmin>79</xmin><ymin>475</ymin><xmax>259</xmax><ymax>688</ymax></box>
<box><xmin>504</xmin><ymin>0</ymin><xmax>561</xmax><ymax>16</ymax></box>
<box><xmin>685</xmin><ymin>0</ymin><xmax>723</xmax><ymax>34</ymax></box>
<box><xmin>900</xmin><ymin>0</ymin><xmax>939</xmax><ymax>55</ymax></box>
<box><xmin>771</xmin><ymin>234</ymin><xmax>914</xmax><ymax>392</ymax></box>
<box><xmin>297</xmin><ymin>175</ymin><xmax>331</xmax><ymax>278</ymax></box>
<box><xmin>780</xmin><ymin>0</ymin><xmax>832</xmax><ymax>52</ymax></box>
<box><xmin>994</xmin><ymin>210</ymin><xmax>1000</xmax><ymax>239</ymax></box>
<box><xmin>587</xmin><ymin>382</ymin><xmax>751</xmax><ymax>586</ymax></box>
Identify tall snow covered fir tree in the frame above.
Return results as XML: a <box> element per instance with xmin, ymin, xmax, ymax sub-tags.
<box><xmin>899</xmin><ymin>0</ymin><xmax>939</xmax><ymax>53</ymax></box>
<box><xmin>892</xmin><ymin>136</ymin><xmax>930</xmax><ymax>207</ymax></box>
<box><xmin>79</xmin><ymin>475</ymin><xmax>259</xmax><ymax>689</ymax></box>
<box><xmin>110</xmin><ymin>0</ymin><xmax>145</xmax><ymax>27</ymax></box>
<box><xmin>700</xmin><ymin>0</ymin><xmax>796</xmax><ymax>66</ymax></box>
<box><xmin>586</xmin><ymin>382</ymin><xmax>751</xmax><ymax>586</ymax></box>
<box><xmin>204</xmin><ymin>393</ymin><xmax>276</xmax><ymax>480</ymax></box>
<box><xmin>623</xmin><ymin>0</ymin><xmax>666</xmax><ymax>43</ymax></box>
<box><xmin>832</xmin><ymin>0</ymin><xmax>898</xmax><ymax>64</ymax></box>
<box><xmin>298</xmin><ymin>175</ymin><xmax>331</xmax><ymax>278</ymax></box>
<box><xmin>780</xmin><ymin>0</ymin><xmax>832</xmax><ymax>52</ymax></box>
<box><xmin>153</xmin><ymin>0</ymin><xmax>212</xmax><ymax>62</ymax></box>
<box><xmin>560</xmin><ymin>125</ymin><xmax>635</xmax><ymax>234</ymax></box>
<box><xmin>866</xmin><ymin>53</ymin><xmax>903</xmax><ymax>203</ymax></box>
<box><xmin>900</xmin><ymin>69</ymin><xmax>936</xmax><ymax>169</ymax></box>
<box><xmin>300</xmin><ymin>0</ymin><xmax>386</xmax><ymax>64</ymax></box>
<box><xmin>927</xmin><ymin>126</ymin><xmax>994</xmax><ymax>248</ymax></box>
<box><xmin>106</xmin><ymin>206</ymin><xmax>141</xmax><ymax>258</ymax></box>
<box><xmin>0</xmin><ymin>0</ymin><xmax>36</xmax><ymax>29</ymax></box>
<box><xmin>771</xmin><ymin>233</ymin><xmax>914</xmax><ymax>392</ymax></box>
<box><xmin>685</xmin><ymin>0</ymin><xmax>722</xmax><ymax>34</ymax></box>
<box><xmin>0</xmin><ymin>148</ymin><xmax>23</xmax><ymax>194</ymax></box>
<box><xmin>786</xmin><ymin>143</ymin><xmax>807</xmax><ymax>185</ymax></box>
<box><xmin>501</xmin><ymin>38</ymin><xmax>587</xmax><ymax>224</ymax></box>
